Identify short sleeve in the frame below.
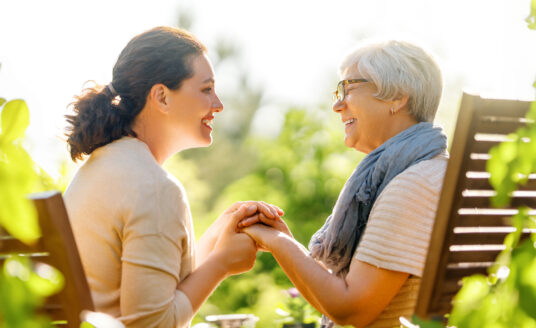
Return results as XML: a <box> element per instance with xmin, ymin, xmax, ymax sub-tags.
<box><xmin>354</xmin><ymin>158</ymin><xmax>447</xmax><ymax>276</ymax></box>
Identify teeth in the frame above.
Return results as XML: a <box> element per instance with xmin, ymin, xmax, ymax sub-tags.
<box><xmin>202</xmin><ymin>119</ymin><xmax>213</xmax><ymax>128</ymax></box>
<box><xmin>344</xmin><ymin>118</ymin><xmax>356</xmax><ymax>126</ymax></box>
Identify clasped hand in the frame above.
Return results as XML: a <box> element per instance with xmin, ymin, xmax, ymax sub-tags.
<box><xmin>206</xmin><ymin>201</ymin><xmax>289</xmax><ymax>276</ymax></box>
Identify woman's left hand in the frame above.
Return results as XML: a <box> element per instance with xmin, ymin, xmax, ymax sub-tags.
<box><xmin>241</xmin><ymin>223</ymin><xmax>286</xmax><ymax>252</ymax></box>
<box><xmin>238</xmin><ymin>212</ymin><xmax>293</xmax><ymax>239</ymax></box>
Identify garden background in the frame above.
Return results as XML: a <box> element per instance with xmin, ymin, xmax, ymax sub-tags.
<box><xmin>1</xmin><ymin>1</ymin><xmax>535</xmax><ymax>327</ymax></box>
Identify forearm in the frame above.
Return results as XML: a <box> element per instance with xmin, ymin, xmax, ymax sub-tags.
<box><xmin>177</xmin><ymin>252</ymin><xmax>228</xmax><ymax>314</ymax></box>
<box><xmin>196</xmin><ymin>228</ymin><xmax>218</xmax><ymax>265</ymax></box>
<box><xmin>267</xmin><ymin>234</ymin><xmax>352</xmax><ymax>320</ymax></box>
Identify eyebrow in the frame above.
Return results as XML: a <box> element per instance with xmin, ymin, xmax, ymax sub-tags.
<box><xmin>202</xmin><ymin>77</ymin><xmax>215</xmax><ymax>84</ymax></box>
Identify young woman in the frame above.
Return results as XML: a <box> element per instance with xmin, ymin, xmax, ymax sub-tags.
<box><xmin>64</xmin><ymin>26</ymin><xmax>282</xmax><ymax>328</ymax></box>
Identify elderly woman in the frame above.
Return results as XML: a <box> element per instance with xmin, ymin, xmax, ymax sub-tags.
<box><xmin>240</xmin><ymin>40</ymin><xmax>448</xmax><ymax>328</ymax></box>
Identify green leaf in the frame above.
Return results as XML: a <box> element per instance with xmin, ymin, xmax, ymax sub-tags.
<box><xmin>526</xmin><ymin>101</ymin><xmax>536</xmax><ymax>122</ymax></box>
<box><xmin>0</xmin><ymin>97</ymin><xmax>6</xmax><ymax>108</ymax></box>
<box><xmin>1</xmin><ymin>99</ymin><xmax>30</xmax><ymax>142</ymax></box>
<box><xmin>526</xmin><ymin>0</ymin><xmax>536</xmax><ymax>30</ymax></box>
<box><xmin>512</xmin><ymin>240</ymin><xmax>536</xmax><ymax>319</ymax></box>
<box><xmin>411</xmin><ymin>315</ymin><xmax>445</xmax><ymax>328</ymax></box>
<box><xmin>27</xmin><ymin>263</ymin><xmax>64</xmax><ymax>297</ymax></box>
<box><xmin>80</xmin><ymin>322</ymin><xmax>96</xmax><ymax>328</ymax></box>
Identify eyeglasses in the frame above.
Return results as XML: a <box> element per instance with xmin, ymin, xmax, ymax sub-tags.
<box><xmin>332</xmin><ymin>79</ymin><xmax>369</xmax><ymax>103</ymax></box>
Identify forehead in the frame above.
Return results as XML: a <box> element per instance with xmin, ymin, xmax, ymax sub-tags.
<box><xmin>341</xmin><ymin>64</ymin><xmax>363</xmax><ymax>80</ymax></box>
<box><xmin>190</xmin><ymin>53</ymin><xmax>215</xmax><ymax>81</ymax></box>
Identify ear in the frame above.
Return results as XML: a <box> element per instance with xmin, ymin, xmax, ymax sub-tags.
<box><xmin>148</xmin><ymin>84</ymin><xmax>170</xmax><ymax>114</ymax></box>
<box><xmin>391</xmin><ymin>94</ymin><xmax>409</xmax><ymax>114</ymax></box>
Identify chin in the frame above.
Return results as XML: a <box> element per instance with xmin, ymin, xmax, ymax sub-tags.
<box><xmin>344</xmin><ymin>136</ymin><xmax>355</xmax><ymax>149</ymax></box>
<box><xmin>199</xmin><ymin>136</ymin><xmax>213</xmax><ymax>147</ymax></box>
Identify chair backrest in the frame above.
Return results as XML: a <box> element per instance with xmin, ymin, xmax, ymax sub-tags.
<box><xmin>414</xmin><ymin>93</ymin><xmax>535</xmax><ymax>319</ymax></box>
<box><xmin>0</xmin><ymin>191</ymin><xmax>94</xmax><ymax>327</ymax></box>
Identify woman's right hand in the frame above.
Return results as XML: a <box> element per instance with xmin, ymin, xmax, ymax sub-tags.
<box><xmin>210</xmin><ymin>204</ymin><xmax>259</xmax><ymax>276</ymax></box>
<box><xmin>197</xmin><ymin>201</ymin><xmax>283</xmax><ymax>265</ymax></box>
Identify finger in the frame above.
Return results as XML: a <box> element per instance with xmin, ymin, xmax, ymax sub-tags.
<box><xmin>275</xmin><ymin>206</ymin><xmax>284</xmax><ymax>216</ymax></box>
<box><xmin>257</xmin><ymin>213</ymin><xmax>277</xmax><ymax>227</ymax></box>
<box><xmin>238</xmin><ymin>214</ymin><xmax>261</xmax><ymax>229</ymax></box>
<box><xmin>258</xmin><ymin>201</ymin><xmax>284</xmax><ymax>216</ymax></box>
<box><xmin>231</xmin><ymin>204</ymin><xmax>258</xmax><ymax>225</ymax></box>
<box><xmin>259</xmin><ymin>201</ymin><xmax>279</xmax><ymax>218</ymax></box>
<box><xmin>254</xmin><ymin>202</ymin><xmax>276</xmax><ymax>219</ymax></box>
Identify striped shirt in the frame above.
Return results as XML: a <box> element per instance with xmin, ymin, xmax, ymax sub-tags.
<box><xmin>353</xmin><ymin>153</ymin><xmax>448</xmax><ymax>328</ymax></box>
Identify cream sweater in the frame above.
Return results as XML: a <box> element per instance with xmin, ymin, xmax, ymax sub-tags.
<box><xmin>64</xmin><ymin>137</ymin><xmax>195</xmax><ymax>328</ymax></box>
<box><xmin>353</xmin><ymin>153</ymin><xmax>448</xmax><ymax>328</ymax></box>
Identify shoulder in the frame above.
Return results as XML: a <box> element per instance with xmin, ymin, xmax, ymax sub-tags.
<box><xmin>391</xmin><ymin>152</ymin><xmax>448</xmax><ymax>189</ymax></box>
<box><xmin>354</xmin><ymin>153</ymin><xmax>449</xmax><ymax>276</ymax></box>
<box><xmin>65</xmin><ymin>137</ymin><xmax>189</xmax><ymax>224</ymax></box>
<box><xmin>76</xmin><ymin>137</ymin><xmax>182</xmax><ymax>193</ymax></box>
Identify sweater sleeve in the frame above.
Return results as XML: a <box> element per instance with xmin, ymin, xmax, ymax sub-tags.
<box><xmin>354</xmin><ymin>157</ymin><xmax>447</xmax><ymax>277</ymax></box>
<box><xmin>118</xmin><ymin>175</ymin><xmax>195</xmax><ymax>328</ymax></box>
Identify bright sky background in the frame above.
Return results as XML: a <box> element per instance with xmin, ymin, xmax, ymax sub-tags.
<box><xmin>1</xmin><ymin>0</ymin><xmax>535</xmax><ymax>177</ymax></box>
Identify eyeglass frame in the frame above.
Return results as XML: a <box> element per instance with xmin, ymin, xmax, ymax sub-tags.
<box><xmin>332</xmin><ymin>78</ymin><xmax>369</xmax><ymax>103</ymax></box>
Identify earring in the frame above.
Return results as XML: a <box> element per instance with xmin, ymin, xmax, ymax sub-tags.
<box><xmin>390</xmin><ymin>107</ymin><xmax>395</xmax><ymax>115</ymax></box>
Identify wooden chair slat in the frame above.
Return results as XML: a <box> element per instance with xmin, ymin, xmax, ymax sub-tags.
<box><xmin>3</xmin><ymin>194</ymin><xmax>96</xmax><ymax>327</ymax></box>
<box><xmin>0</xmin><ymin>234</ymin><xmax>44</xmax><ymax>253</ymax></box>
<box><xmin>445</xmin><ymin>265</ymin><xmax>489</xmax><ymax>280</ymax></box>
<box><xmin>415</xmin><ymin>93</ymin><xmax>533</xmax><ymax>320</ymax></box>
<box><xmin>470</xmin><ymin>140</ymin><xmax>507</xmax><ymax>154</ymax></box>
<box><xmin>476</xmin><ymin>119</ymin><xmax>529</xmax><ymax>134</ymax></box>
<box><xmin>466</xmin><ymin>159</ymin><xmax>487</xmax><ymax>172</ymax></box>
<box><xmin>448</xmin><ymin>250</ymin><xmax>501</xmax><ymax>263</ymax></box>
<box><xmin>456</xmin><ymin>214</ymin><xmax>512</xmax><ymax>227</ymax></box>
<box><xmin>29</xmin><ymin>191</ymin><xmax>94</xmax><ymax>327</ymax></box>
<box><xmin>464</xmin><ymin>177</ymin><xmax>536</xmax><ymax>191</ymax></box>
<box><xmin>451</xmin><ymin>232</ymin><xmax>509</xmax><ymax>245</ymax></box>
<box><xmin>474</xmin><ymin>98</ymin><xmax>531</xmax><ymax>117</ymax></box>
<box><xmin>460</xmin><ymin>195</ymin><xmax>536</xmax><ymax>208</ymax></box>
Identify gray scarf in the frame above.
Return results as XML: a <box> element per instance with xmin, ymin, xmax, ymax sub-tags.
<box><xmin>309</xmin><ymin>122</ymin><xmax>447</xmax><ymax>277</ymax></box>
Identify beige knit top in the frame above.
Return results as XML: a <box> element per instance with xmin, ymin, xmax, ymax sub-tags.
<box><xmin>64</xmin><ymin>137</ymin><xmax>195</xmax><ymax>328</ymax></box>
<box><xmin>353</xmin><ymin>153</ymin><xmax>448</xmax><ymax>328</ymax></box>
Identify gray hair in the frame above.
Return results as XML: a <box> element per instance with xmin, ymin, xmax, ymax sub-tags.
<box><xmin>339</xmin><ymin>40</ymin><xmax>442</xmax><ymax>122</ymax></box>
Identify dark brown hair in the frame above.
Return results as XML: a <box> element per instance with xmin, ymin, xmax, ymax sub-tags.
<box><xmin>65</xmin><ymin>26</ymin><xmax>206</xmax><ymax>161</ymax></box>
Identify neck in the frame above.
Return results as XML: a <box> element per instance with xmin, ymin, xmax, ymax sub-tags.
<box><xmin>132</xmin><ymin>109</ymin><xmax>176</xmax><ymax>165</ymax></box>
<box><xmin>386</xmin><ymin>113</ymin><xmax>420</xmax><ymax>141</ymax></box>
<box><xmin>362</xmin><ymin>112</ymin><xmax>419</xmax><ymax>154</ymax></box>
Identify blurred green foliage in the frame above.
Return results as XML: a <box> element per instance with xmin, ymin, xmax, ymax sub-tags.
<box><xmin>275</xmin><ymin>288</ymin><xmax>319</xmax><ymax>326</ymax></box>
<box><xmin>0</xmin><ymin>96</ymin><xmax>64</xmax><ymax>327</ymax></box>
<box><xmin>526</xmin><ymin>0</ymin><xmax>536</xmax><ymax>29</ymax></box>
<box><xmin>0</xmin><ymin>98</ymin><xmax>40</xmax><ymax>244</ymax></box>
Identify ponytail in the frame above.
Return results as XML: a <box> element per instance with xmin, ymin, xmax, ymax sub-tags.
<box><xmin>65</xmin><ymin>83</ymin><xmax>139</xmax><ymax>161</ymax></box>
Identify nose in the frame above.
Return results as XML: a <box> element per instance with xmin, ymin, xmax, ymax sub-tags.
<box><xmin>332</xmin><ymin>98</ymin><xmax>345</xmax><ymax>113</ymax></box>
<box><xmin>212</xmin><ymin>94</ymin><xmax>224</xmax><ymax>113</ymax></box>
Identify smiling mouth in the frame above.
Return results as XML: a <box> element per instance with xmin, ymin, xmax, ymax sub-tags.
<box><xmin>344</xmin><ymin>118</ymin><xmax>356</xmax><ymax>127</ymax></box>
<box><xmin>202</xmin><ymin>119</ymin><xmax>213</xmax><ymax>129</ymax></box>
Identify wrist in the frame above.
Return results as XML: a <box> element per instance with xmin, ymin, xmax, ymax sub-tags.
<box><xmin>263</xmin><ymin>230</ymin><xmax>289</xmax><ymax>252</ymax></box>
<box><xmin>205</xmin><ymin>251</ymin><xmax>231</xmax><ymax>279</ymax></box>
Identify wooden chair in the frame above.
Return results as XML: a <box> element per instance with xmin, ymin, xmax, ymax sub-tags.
<box><xmin>0</xmin><ymin>191</ymin><xmax>94</xmax><ymax>327</ymax></box>
<box><xmin>414</xmin><ymin>93</ymin><xmax>535</xmax><ymax>320</ymax></box>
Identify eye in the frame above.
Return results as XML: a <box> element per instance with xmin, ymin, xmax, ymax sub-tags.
<box><xmin>202</xmin><ymin>86</ymin><xmax>213</xmax><ymax>93</ymax></box>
